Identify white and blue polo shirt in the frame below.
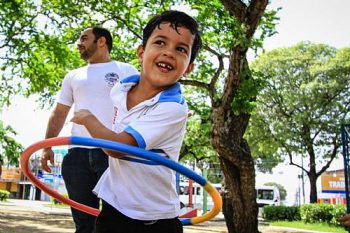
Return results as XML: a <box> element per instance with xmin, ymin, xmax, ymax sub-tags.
<box><xmin>93</xmin><ymin>74</ymin><xmax>188</xmax><ymax>220</ymax></box>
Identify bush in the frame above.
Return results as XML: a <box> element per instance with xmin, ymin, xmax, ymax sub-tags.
<box><xmin>300</xmin><ymin>204</ymin><xmax>334</xmax><ymax>224</ymax></box>
<box><xmin>330</xmin><ymin>205</ymin><xmax>346</xmax><ymax>226</ymax></box>
<box><xmin>263</xmin><ymin>204</ymin><xmax>347</xmax><ymax>228</ymax></box>
<box><xmin>299</xmin><ymin>203</ymin><xmax>347</xmax><ymax>227</ymax></box>
<box><xmin>263</xmin><ymin>205</ymin><xmax>300</xmax><ymax>221</ymax></box>
<box><xmin>0</xmin><ymin>189</ymin><xmax>10</xmax><ymax>201</ymax></box>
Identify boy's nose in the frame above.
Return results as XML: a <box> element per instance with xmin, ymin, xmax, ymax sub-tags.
<box><xmin>162</xmin><ymin>49</ymin><xmax>175</xmax><ymax>58</ymax></box>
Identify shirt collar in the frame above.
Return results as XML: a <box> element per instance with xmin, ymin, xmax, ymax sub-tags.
<box><xmin>120</xmin><ymin>74</ymin><xmax>185</xmax><ymax>105</ymax></box>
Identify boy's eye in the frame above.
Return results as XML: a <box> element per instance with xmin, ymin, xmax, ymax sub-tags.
<box><xmin>154</xmin><ymin>40</ymin><xmax>165</xmax><ymax>45</ymax></box>
<box><xmin>177</xmin><ymin>47</ymin><xmax>187</xmax><ymax>54</ymax></box>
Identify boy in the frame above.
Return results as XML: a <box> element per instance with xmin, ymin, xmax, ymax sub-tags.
<box><xmin>71</xmin><ymin>10</ymin><xmax>202</xmax><ymax>233</ymax></box>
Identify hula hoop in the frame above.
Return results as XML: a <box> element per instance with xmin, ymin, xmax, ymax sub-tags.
<box><xmin>20</xmin><ymin>136</ymin><xmax>222</xmax><ymax>225</ymax></box>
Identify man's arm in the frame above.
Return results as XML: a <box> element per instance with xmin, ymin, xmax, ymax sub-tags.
<box><xmin>40</xmin><ymin>103</ymin><xmax>70</xmax><ymax>172</ymax></box>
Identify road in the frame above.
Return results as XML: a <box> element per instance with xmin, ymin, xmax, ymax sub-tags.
<box><xmin>0</xmin><ymin>199</ymin><xmax>322</xmax><ymax>233</ymax></box>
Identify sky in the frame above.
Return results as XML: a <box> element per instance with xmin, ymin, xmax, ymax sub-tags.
<box><xmin>1</xmin><ymin>0</ymin><xmax>350</xmax><ymax>206</ymax></box>
<box><xmin>264</xmin><ymin>0</ymin><xmax>350</xmax><ymax>50</ymax></box>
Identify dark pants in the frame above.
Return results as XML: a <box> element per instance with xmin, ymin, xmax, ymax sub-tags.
<box><xmin>96</xmin><ymin>202</ymin><xmax>183</xmax><ymax>233</ymax></box>
<box><xmin>62</xmin><ymin>148</ymin><xmax>108</xmax><ymax>233</ymax></box>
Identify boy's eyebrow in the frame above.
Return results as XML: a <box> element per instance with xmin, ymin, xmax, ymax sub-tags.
<box><xmin>80</xmin><ymin>34</ymin><xmax>88</xmax><ymax>40</ymax></box>
<box><xmin>154</xmin><ymin>35</ymin><xmax>191</xmax><ymax>49</ymax></box>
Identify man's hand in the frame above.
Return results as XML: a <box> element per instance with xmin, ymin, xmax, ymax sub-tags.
<box><xmin>340</xmin><ymin>213</ymin><xmax>350</xmax><ymax>226</ymax></box>
<box><xmin>40</xmin><ymin>148</ymin><xmax>55</xmax><ymax>173</ymax></box>
<box><xmin>71</xmin><ymin>109</ymin><xmax>94</xmax><ymax>125</ymax></box>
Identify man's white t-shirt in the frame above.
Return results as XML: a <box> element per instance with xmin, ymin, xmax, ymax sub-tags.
<box><xmin>93</xmin><ymin>75</ymin><xmax>188</xmax><ymax>220</ymax></box>
<box><xmin>57</xmin><ymin>61</ymin><xmax>138</xmax><ymax>140</ymax></box>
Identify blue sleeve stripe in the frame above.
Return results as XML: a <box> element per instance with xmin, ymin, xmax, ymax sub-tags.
<box><xmin>120</xmin><ymin>156</ymin><xmax>158</xmax><ymax>165</ymax></box>
<box><xmin>124</xmin><ymin>126</ymin><xmax>146</xmax><ymax>149</ymax></box>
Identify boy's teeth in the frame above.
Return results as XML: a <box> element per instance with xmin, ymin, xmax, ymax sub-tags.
<box><xmin>158</xmin><ymin>62</ymin><xmax>173</xmax><ymax>70</ymax></box>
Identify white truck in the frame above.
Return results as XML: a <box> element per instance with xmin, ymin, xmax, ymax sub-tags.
<box><xmin>256</xmin><ymin>185</ymin><xmax>281</xmax><ymax>207</ymax></box>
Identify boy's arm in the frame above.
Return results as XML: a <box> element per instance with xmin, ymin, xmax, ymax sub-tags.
<box><xmin>71</xmin><ymin>109</ymin><xmax>137</xmax><ymax>158</ymax></box>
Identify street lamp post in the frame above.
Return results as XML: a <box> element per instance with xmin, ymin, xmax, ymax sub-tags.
<box><xmin>341</xmin><ymin>124</ymin><xmax>350</xmax><ymax>233</ymax></box>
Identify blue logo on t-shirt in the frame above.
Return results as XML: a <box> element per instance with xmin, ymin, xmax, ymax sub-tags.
<box><xmin>105</xmin><ymin>73</ymin><xmax>119</xmax><ymax>87</ymax></box>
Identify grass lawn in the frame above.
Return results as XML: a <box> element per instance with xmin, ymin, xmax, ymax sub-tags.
<box><xmin>271</xmin><ymin>221</ymin><xmax>348</xmax><ymax>233</ymax></box>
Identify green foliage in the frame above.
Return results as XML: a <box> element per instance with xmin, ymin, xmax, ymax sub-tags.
<box><xmin>0</xmin><ymin>0</ymin><xmax>37</xmax><ymax>105</ymax></box>
<box><xmin>248</xmin><ymin>42</ymin><xmax>350</xmax><ymax>178</ymax></box>
<box><xmin>0</xmin><ymin>0</ymin><xmax>279</xmax><ymax>107</ymax></box>
<box><xmin>0</xmin><ymin>122</ymin><xmax>23</xmax><ymax>166</ymax></box>
<box><xmin>231</xmin><ymin>66</ymin><xmax>267</xmax><ymax>115</ymax></box>
<box><xmin>0</xmin><ymin>189</ymin><xmax>10</xmax><ymax>201</ymax></box>
<box><xmin>22</xmin><ymin>34</ymin><xmax>82</xmax><ymax>101</ymax></box>
<box><xmin>299</xmin><ymin>204</ymin><xmax>346</xmax><ymax>226</ymax></box>
<box><xmin>181</xmin><ymin>116</ymin><xmax>213</xmax><ymax>162</ymax></box>
<box><xmin>264</xmin><ymin>204</ymin><xmax>347</xmax><ymax>228</ymax></box>
<box><xmin>330</xmin><ymin>205</ymin><xmax>348</xmax><ymax>227</ymax></box>
<box><xmin>263</xmin><ymin>205</ymin><xmax>300</xmax><ymax>221</ymax></box>
<box><xmin>263</xmin><ymin>182</ymin><xmax>287</xmax><ymax>201</ymax></box>
<box><xmin>300</xmin><ymin>204</ymin><xmax>333</xmax><ymax>223</ymax></box>
<box><xmin>180</xmin><ymin>114</ymin><xmax>223</xmax><ymax>183</ymax></box>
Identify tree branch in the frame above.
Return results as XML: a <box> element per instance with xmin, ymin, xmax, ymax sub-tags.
<box><xmin>179</xmin><ymin>79</ymin><xmax>210</xmax><ymax>90</ymax></box>
<box><xmin>203</xmin><ymin>44</ymin><xmax>226</xmax><ymax>100</ymax></box>
<box><xmin>316</xmin><ymin>136</ymin><xmax>339</xmax><ymax>177</ymax></box>
<box><xmin>220</xmin><ymin>0</ymin><xmax>247</xmax><ymax>22</ymax></box>
<box><xmin>245</xmin><ymin>0</ymin><xmax>269</xmax><ymax>38</ymax></box>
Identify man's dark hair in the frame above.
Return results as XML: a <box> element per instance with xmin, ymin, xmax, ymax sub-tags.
<box><xmin>90</xmin><ymin>26</ymin><xmax>113</xmax><ymax>53</ymax></box>
<box><xmin>142</xmin><ymin>10</ymin><xmax>202</xmax><ymax>64</ymax></box>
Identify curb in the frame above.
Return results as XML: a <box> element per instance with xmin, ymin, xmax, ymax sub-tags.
<box><xmin>184</xmin><ymin>225</ymin><xmax>227</xmax><ymax>233</ymax></box>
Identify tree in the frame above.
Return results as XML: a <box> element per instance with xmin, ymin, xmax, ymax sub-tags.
<box><xmin>0</xmin><ymin>1</ymin><xmax>276</xmax><ymax>232</ymax></box>
<box><xmin>0</xmin><ymin>122</ymin><xmax>23</xmax><ymax>167</ymax></box>
<box><xmin>202</xmin><ymin>2</ymin><xmax>273</xmax><ymax>232</ymax></box>
<box><xmin>0</xmin><ymin>0</ymin><xmax>84</xmax><ymax>106</ymax></box>
<box><xmin>263</xmin><ymin>182</ymin><xmax>286</xmax><ymax>201</ymax></box>
<box><xmin>180</xmin><ymin>109</ymin><xmax>222</xmax><ymax>183</ymax></box>
<box><xmin>249</xmin><ymin>42</ymin><xmax>350</xmax><ymax>203</ymax></box>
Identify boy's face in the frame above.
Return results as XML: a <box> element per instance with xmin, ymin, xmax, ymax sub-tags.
<box><xmin>137</xmin><ymin>23</ymin><xmax>194</xmax><ymax>88</ymax></box>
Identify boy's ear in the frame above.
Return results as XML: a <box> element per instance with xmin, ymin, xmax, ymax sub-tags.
<box><xmin>137</xmin><ymin>45</ymin><xmax>144</xmax><ymax>64</ymax></box>
<box><xmin>184</xmin><ymin>63</ymin><xmax>194</xmax><ymax>76</ymax></box>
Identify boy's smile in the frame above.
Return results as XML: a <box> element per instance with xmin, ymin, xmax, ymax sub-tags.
<box><xmin>137</xmin><ymin>22</ymin><xmax>194</xmax><ymax>91</ymax></box>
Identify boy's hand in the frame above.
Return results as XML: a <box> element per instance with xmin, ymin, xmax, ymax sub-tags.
<box><xmin>71</xmin><ymin>109</ymin><xmax>93</xmax><ymax>125</ymax></box>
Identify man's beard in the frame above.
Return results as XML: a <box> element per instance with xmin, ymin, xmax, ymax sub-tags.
<box><xmin>80</xmin><ymin>44</ymin><xmax>97</xmax><ymax>61</ymax></box>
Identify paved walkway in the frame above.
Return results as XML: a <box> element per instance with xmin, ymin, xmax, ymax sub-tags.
<box><xmin>0</xmin><ymin>199</ymin><xmax>327</xmax><ymax>233</ymax></box>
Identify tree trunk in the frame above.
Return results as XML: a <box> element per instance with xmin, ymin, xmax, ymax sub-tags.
<box><xmin>309</xmin><ymin>172</ymin><xmax>318</xmax><ymax>203</ymax></box>
<box><xmin>309</xmin><ymin>151</ymin><xmax>318</xmax><ymax>203</ymax></box>
<box><xmin>212</xmin><ymin>107</ymin><xmax>259</xmax><ymax>233</ymax></box>
<box><xmin>220</xmin><ymin>155</ymin><xmax>259</xmax><ymax>233</ymax></box>
<box><xmin>207</xmin><ymin>1</ymin><xmax>268</xmax><ymax>231</ymax></box>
